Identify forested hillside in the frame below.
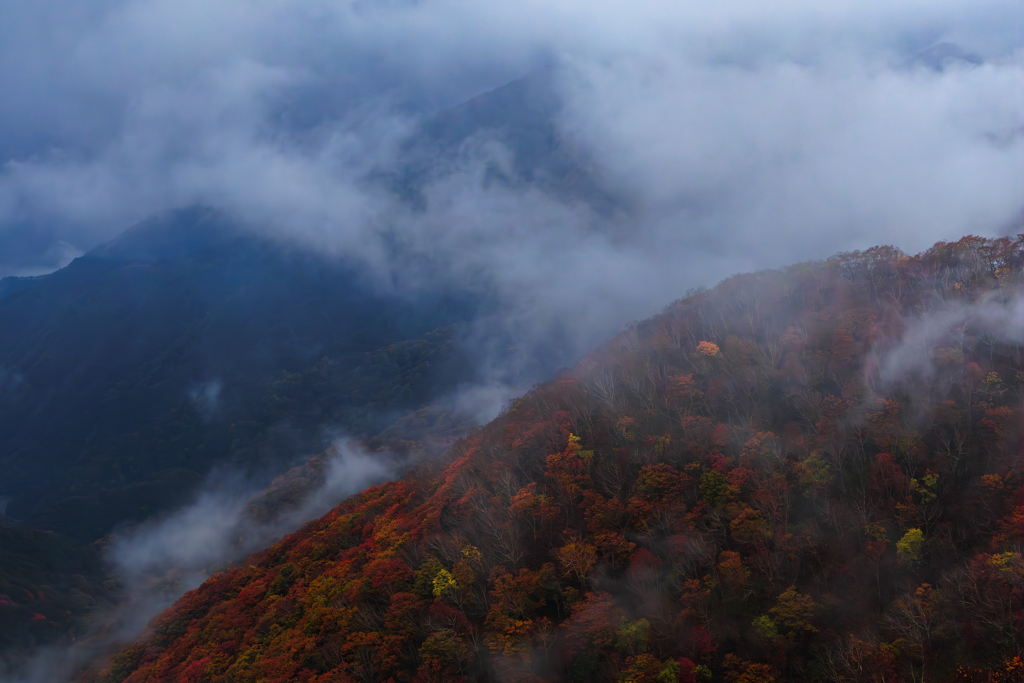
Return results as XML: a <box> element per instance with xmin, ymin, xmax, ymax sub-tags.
<box><xmin>0</xmin><ymin>68</ymin><xmax>583</xmax><ymax>546</ymax></box>
<box><xmin>0</xmin><ymin>207</ymin><xmax>485</xmax><ymax>665</ymax></box>
<box><xmin>0</xmin><ymin>207</ymin><xmax>483</xmax><ymax>541</ymax></box>
<box><xmin>86</xmin><ymin>236</ymin><xmax>1024</xmax><ymax>683</ymax></box>
<box><xmin>0</xmin><ymin>70</ymin><xmax>605</xmax><ymax>670</ymax></box>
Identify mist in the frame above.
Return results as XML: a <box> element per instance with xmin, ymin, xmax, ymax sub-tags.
<box><xmin>1</xmin><ymin>0</ymin><xmax>1022</xmax><ymax>679</ymax></box>
<box><xmin>110</xmin><ymin>440</ymin><xmax>393</xmax><ymax>592</ymax></box>
<box><xmin>1</xmin><ymin>1</ymin><xmax>1021</xmax><ymax>334</ymax></box>
<box><xmin>4</xmin><ymin>440</ymin><xmax>395</xmax><ymax>683</ymax></box>
<box><xmin>873</xmin><ymin>289</ymin><xmax>1024</xmax><ymax>387</ymax></box>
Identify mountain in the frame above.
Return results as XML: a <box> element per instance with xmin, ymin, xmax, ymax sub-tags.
<box><xmin>83</xmin><ymin>235</ymin><xmax>1024</xmax><ymax>683</ymax></box>
<box><xmin>0</xmin><ymin>206</ymin><xmax>485</xmax><ymax>542</ymax></box>
<box><xmin>0</xmin><ymin>205</ymin><xmax>495</xmax><ymax>669</ymax></box>
<box><xmin>0</xmin><ymin>70</ymin><xmax>613</xmax><ymax>671</ymax></box>
<box><xmin>0</xmin><ymin>70</ymin><xmax>606</xmax><ymax>546</ymax></box>
<box><xmin>0</xmin><ymin>275</ymin><xmax>48</xmax><ymax>302</ymax></box>
<box><xmin>386</xmin><ymin>69</ymin><xmax>617</xmax><ymax>214</ymax></box>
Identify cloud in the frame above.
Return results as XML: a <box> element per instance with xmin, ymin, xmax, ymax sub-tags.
<box><xmin>188</xmin><ymin>380</ymin><xmax>223</xmax><ymax>419</ymax></box>
<box><xmin>0</xmin><ymin>367</ymin><xmax>23</xmax><ymax>395</ymax></box>
<box><xmin>873</xmin><ymin>291</ymin><xmax>1024</xmax><ymax>388</ymax></box>
<box><xmin>0</xmin><ymin>0</ymin><xmax>1019</xmax><ymax>433</ymax></box>
<box><xmin>108</xmin><ymin>440</ymin><xmax>393</xmax><ymax>594</ymax></box>
<box><xmin>0</xmin><ymin>5</ymin><xmax>1021</xmax><ymax>674</ymax></box>
<box><xmin>0</xmin><ymin>1</ymin><xmax>1020</xmax><ymax>354</ymax></box>
<box><xmin>4</xmin><ymin>440</ymin><xmax>394</xmax><ymax>683</ymax></box>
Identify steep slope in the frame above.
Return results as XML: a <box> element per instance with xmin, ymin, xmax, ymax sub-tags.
<box><xmin>0</xmin><ymin>524</ymin><xmax>115</xmax><ymax>658</ymax></box>
<box><xmin>388</xmin><ymin>69</ymin><xmax>616</xmax><ymax>214</ymax></box>
<box><xmin>0</xmin><ymin>68</ymin><xmax>610</xmax><ymax>544</ymax></box>
<box><xmin>0</xmin><ymin>207</ymin><xmax>489</xmax><ymax>669</ymax></box>
<box><xmin>0</xmin><ymin>206</ymin><xmax>483</xmax><ymax>541</ymax></box>
<box><xmin>0</xmin><ymin>275</ymin><xmax>48</xmax><ymax>302</ymax></box>
<box><xmin>89</xmin><ymin>236</ymin><xmax>1024</xmax><ymax>683</ymax></box>
<box><xmin>0</xmin><ymin>69</ymin><xmax>616</xmax><ymax>669</ymax></box>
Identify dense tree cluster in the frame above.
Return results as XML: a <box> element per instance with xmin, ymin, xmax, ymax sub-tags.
<box><xmin>87</xmin><ymin>236</ymin><xmax>1024</xmax><ymax>683</ymax></box>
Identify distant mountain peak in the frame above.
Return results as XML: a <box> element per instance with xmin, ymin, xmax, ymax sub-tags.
<box><xmin>87</xmin><ymin>206</ymin><xmax>239</xmax><ymax>263</ymax></box>
<box><xmin>911</xmin><ymin>42</ymin><xmax>983</xmax><ymax>71</ymax></box>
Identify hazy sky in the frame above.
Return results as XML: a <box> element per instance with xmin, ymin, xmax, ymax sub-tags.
<box><xmin>1</xmin><ymin>0</ymin><xmax>1021</xmax><ymax>336</ymax></box>
<box><xmin>2</xmin><ymin>7</ymin><xmax>1022</xmax><ymax>678</ymax></box>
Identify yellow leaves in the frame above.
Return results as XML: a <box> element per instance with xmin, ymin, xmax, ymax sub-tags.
<box><xmin>699</xmin><ymin>469</ymin><xmax>736</xmax><ymax>508</ymax></box>
<box><xmin>369</xmin><ymin>517</ymin><xmax>412</xmax><ymax>555</ymax></box>
<box><xmin>999</xmin><ymin>656</ymin><xmax>1024</xmax><ymax>682</ymax></box>
<box><xmin>615</xmin><ymin>618</ymin><xmax>651</xmax><ymax>656</ymax></box>
<box><xmin>909</xmin><ymin>473</ymin><xmax>938</xmax><ymax>505</ymax></box>
<box><xmin>483</xmin><ymin>615</ymin><xmax>535</xmax><ymax>656</ymax></box>
<box><xmin>752</xmin><ymin>614</ymin><xmax>779</xmax><ymax>640</ymax></box>
<box><xmin>432</xmin><ymin>569</ymin><xmax>458</xmax><ymax>599</ymax></box>
<box><xmin>616</xmin><ymin>653</ymin><xmax>670</xmax><ymax>683</ymax></box>
<box><xmin>716</xmin><ymin>551</ymin><xmax>749</xmax><ymax>593</ymax></box>
<box><xmin>556</xmin><ymin>540</ymin><xmax>598</xmax><ymax>584</ymax></box>
<box><xmin>729</xmin><ymin>507</ymin><xmax>772</xmax><ymax>546</ymax></box>
<box><xmin>795</xmin><ymin>452</ymin><xmax>832</xmax><ymax>491</ymax></box>
<box><xmin>452</xmin><ymin>548</ymin><xmax>480</xmax><ymax>596</ymax></box>
<box><xmin>896</xmin><ymin>528</ymin><xmax>924</xmax><ymax>565</ymax></box>
<box><xmin>987</xmin><ymin>551</ymin><xmax>1023</xmax><ymax>581</ymax></box>
<box><xmin>912</xmin><ymin>582</ymin><xmax>936</xmax><ymax>608</ymax></box>
<box><xmin>419</xmin><ymin>629</ymin><xmax>474</xmax><ymax>674</ymax></box>
<box><xmin>723</xmin><ymin>654</ymin><xmax>776</xmax><ymax>683</ymax></box>
<box><xmin>696</xmin><ymin>341</ymin><xmax>720</xmax><ymax>357</ymax></box>
<box><xmin>615</xmin><ymin>417</ymin><xmax>639</xmax><ymax>443</ymax></box>
<box><xmin>981</xmin><ymin>473</ymin><xmax>1006</xmax><ymax>494</ymax></box>
<box><xmin>566</xmin><ymin>433</ymin><xmax>596</xmax><ymax>463</ymax></box>
<box><xmin>568</xmin><ymin>433</ymin><xmax>595</xmax><ymax>460</ymax></box>
<box><xmin>769</xmin><ymin>586</ymin><xmax>818</xmax><ymax>638</ymax></box>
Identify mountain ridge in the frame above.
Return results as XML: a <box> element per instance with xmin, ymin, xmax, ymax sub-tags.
<box><xmin>0</xmin><ymin>68</ymin><xmax>617</xmax><ymax>669</ymax></box>
<box><xmin>83</xmin><ymin>235</ymin><xmax>1024</xmax><ymax>683</ymax></box>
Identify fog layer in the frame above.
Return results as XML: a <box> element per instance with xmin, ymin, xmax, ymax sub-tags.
<box><xmin>1</xmin><ymin>2</ymin><xmax>1021</xmax><ymax>326</ymax></box>
<box><xmin>5</xmin><ymin>441</ymin><xmax>394</xmax><ymax>683</ymax></box>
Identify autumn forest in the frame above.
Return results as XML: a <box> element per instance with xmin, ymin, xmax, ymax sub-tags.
<box><xmin>80</xmin><ymin>235</ymin><xmax>1024</xmax><ymax>683</ymax></box>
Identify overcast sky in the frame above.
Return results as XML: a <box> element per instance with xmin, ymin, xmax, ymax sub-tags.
<box><xmin>1</xmin><ymin>0</ymin><xmax>1022</xmax><ymax>347</ymax></box>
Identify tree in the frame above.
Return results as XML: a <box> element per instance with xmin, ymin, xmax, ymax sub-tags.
<box><xmin>768</xmin><ymin>586</ymin><xmax>818</xmax><ymax>641</ymax></box>
<box><xmin>556</xmin><ymin>539</ymin><xmax>598</xmax><ymax>587</ymax></box>
<box><xmin>896</xmin><ymin>528</ymin><xmax>924</xmax><ymax>566</ymax></box>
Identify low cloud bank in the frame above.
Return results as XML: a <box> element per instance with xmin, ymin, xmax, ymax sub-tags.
<box><xmin>875</xmin><ymin>294</ymin><xmax>1024</xmax><ymax>386</ymax></box>
<box><xmin>0</xmin><ymin>0</ymin><xmax>1020</xmax><ymax>417</ymax></box>
<box><xmin>1</xmin><ymin>2</ymin><xmax>1021</xmax><ymax>343</ymax></box>
<box><xmin>110</xmin><ymin>440</ymin><xmax>393</xmax><ymax>595</ymax></box>
<box><xmin>5</xmin><ymin>441</ymin><xmax>394</xmax><ymax>683</ymax></box>
<box><xmin>1</xmin><ymin>1</ymin><xmax>1022</xmax><ymax>678</ymax></box>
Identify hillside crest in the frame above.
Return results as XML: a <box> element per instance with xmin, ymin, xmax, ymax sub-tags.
<box><xmin>88</xmin><ymin>235</ymin><xmax>1024</xmax><ymax>683</ymax></box>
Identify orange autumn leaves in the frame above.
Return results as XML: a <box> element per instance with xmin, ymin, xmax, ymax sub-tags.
<box><xmin>93</xmin><ymin>235</ymin><xmax>1024</xmax><ymax>683</ymax></box>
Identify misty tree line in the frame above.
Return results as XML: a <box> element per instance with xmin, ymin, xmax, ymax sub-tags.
<box><xmin>88</xmin><ymin>235</ymin><xmax>1023</xmax><ymax>683</ymax></box>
